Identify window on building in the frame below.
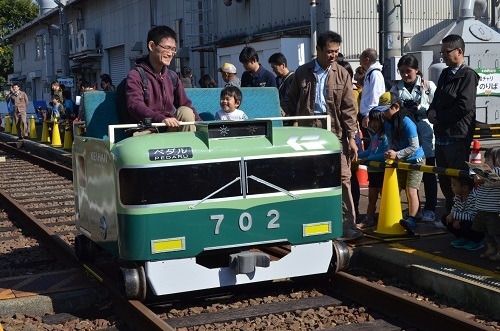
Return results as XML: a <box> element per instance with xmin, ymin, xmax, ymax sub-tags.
<box><xmin>17</xmin><ymin>43</ymin><xmax>26</xmax><ymax>60</ymax></box>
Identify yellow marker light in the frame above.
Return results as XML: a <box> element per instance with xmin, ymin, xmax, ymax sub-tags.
<box><xmin>303</xmin><ymin>222</ymin><xmax>331</xmax><ymax>237</ymax></box>
<box><xmin>151</xmin><ymin>237</ymin><xmax>185</xmax><ymax>254</ymax></box>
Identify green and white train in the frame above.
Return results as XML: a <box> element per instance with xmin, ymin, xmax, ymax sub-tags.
<box><xmin>73</xmin><ymin>119</ymin><xmax>349</xmax><ymax>301</ymax></box>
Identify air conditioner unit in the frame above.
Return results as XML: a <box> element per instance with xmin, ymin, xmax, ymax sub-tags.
<box><xmin>78</xmin><ymin>29</ymin><xmax>96</xmax><ymax>52</ymax></box>
<box><xmin>69</xmin><ymin>34</ymin><xmax>78</xmax><ymax>54</ymax></box>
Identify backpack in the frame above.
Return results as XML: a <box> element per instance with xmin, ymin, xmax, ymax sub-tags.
<box><xmin>116</xmin><ymin>66</ymin><xmax>178</xmax><ymax>124</ymax></box>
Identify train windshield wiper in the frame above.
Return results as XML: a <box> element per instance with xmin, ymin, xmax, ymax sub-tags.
<box><xmin>247</xmin><ymin>175</ymin><xmax>299</xmax><ymax>200</ymax></box>
<box><xmin>189</xmin><ymin>177</ymin><xmax>240</xmax><ymax>209</ymax></box>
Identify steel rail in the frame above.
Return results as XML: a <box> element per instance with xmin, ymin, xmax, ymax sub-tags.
<box><xmin>332</xmin><ymin>271</ymin><xmax>490</xmax><ymax>331</ymax></box>
<box><xmin>0</xmin><ymin>144</ymin><xmax>175</xmax><ymax>331</ymax></box>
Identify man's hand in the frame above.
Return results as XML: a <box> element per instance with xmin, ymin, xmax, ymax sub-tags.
<box><xmin>427</xmin><ymin>109</ymin><xmax>438</xmax><ymax>125</ymax></box>
<box><xmin>362</xmin><ymin>116</ymin><xmax>369</xmax><ymax>129</ymax></box>
<box><xmin>349</xmin><ymin>137</ymin><xmax>358</xmax><ymax>161</ymax></box>
<box><xmin>163</xmin><ymin>117</ymin><xmax>180</xmax><ymax>127</ymax></box>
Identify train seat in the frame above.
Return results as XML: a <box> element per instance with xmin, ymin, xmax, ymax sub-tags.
<box><xmin>185</xmin><ymin>87</ymin><xmax>282</xmax><ymax>125</ymax></box>
<box><xmin>82</xmin><ymin>87</ymin><xmax>283</xmax><ymax>139</ymax></box>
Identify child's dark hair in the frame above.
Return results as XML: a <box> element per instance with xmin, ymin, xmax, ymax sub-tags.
<box><xmin>368</xmin><ymin>107</ymin><xmax>385</xmax><ymax>136</ymax></box>
<box><xmin>386</xmin><ymin>94</ymin><xmax>407</xmax><ymax>142</ymax></box>
<box><xmin>220</xmin><ymin>86</ymin><xmax>243</xmax><ymax>105</ymax></box>
<box><xmin>484</xmin><ymin>146</ymin><xmax>500</xmax><ymax>167</ymax></box>
<box><xmin>452</xmin><ymin>176</ymin><xmax>475</xmax><ymax>191</ymax></box>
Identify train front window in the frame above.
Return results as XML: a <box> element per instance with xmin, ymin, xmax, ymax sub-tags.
<box><xmin>119</xmin><ymin>153</ymin><xmax>340</xmax><ymax>205</ymax></box>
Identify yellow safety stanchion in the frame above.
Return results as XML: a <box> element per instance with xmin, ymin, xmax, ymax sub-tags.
<box><xmin>51</xmin><ymin>118</ymin><xmax>62</xmax><ymax>148</ymax></box>
<box><xmin>11</xmin><ymin>117</ymin><xmax>18</xmax><ymax>136</ymax></box>
<box><xmin>374</xmin><ymin>159</ymin><xmax>406</xmax><ymax>235</ymax></box>
<box><xmin>63</xmin><ymin>120</ymin><xmax>73</xmax><ymax>150</ymax></box>
<box><xmin>29</xmin><ymin>115</ymin><xmax>38</xmax><ymax>139</ymax></box>
<box><xmin>41</xmin><ymin>119</ymin><xmax>51</xmax><ymax>143</ymax></box>
<box><xmin>4</xmin><ymin>115</ymin><xmax>11</xmax><ymax>133</ymax></box>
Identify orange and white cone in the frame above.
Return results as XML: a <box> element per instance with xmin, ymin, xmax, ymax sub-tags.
<box><xmin>469</xmin><ymin>140</ymin><xmax>482</xmax><ymax>164</ymax></box>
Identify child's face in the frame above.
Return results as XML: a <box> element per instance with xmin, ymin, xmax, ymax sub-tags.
<box><xmin>451</xmin><ymin>179</ymin><xmax>468</xmax><ymax>196</ymax></box>
<box><xmin>369</xmin><ymin>118</ymin><xmax>381</xmax><ymax>132</ymax></box>
<box><xmin>382</xmin><ymin>103</ymin><xmax>399</xmax><ymax>119</ymax></box>
<box><xmin>220</xmin><ymin>95</ymin><xmax>240</xmax><ymax>113</ymax></box>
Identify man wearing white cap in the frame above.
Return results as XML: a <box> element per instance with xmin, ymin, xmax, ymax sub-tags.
<box><xmin>218</xmin><ymin>62</ymin><xmax>241</xmax><ymax>87</ymax></box>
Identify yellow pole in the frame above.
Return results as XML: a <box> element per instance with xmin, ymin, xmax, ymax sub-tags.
<box><xmin>29</xmin><ymin>115</ymin><xmax>38</xmax><ymax>139</ymax></box>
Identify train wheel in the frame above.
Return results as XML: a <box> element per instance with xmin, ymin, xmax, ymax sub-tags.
<box><xmin>118</xmin><ymin>265</ymin><xmax>147</xmax><ymax>301</ymax></box>
<box><xmin>331</xmin><ymin>240</ymin><xmax>350</xmax><ymax>273</ymax></box>
<box><xmin>74</xmin><ymin>234</ymin><xmax>96</xmax><ymax>262</ymax></box>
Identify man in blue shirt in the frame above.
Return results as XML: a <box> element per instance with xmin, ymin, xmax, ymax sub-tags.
<box><xmin>239</xmin><ymin>46</ymin><xmax>277</xmax><ymax>88</ymax></box>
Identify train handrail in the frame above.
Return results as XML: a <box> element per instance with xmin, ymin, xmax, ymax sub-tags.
<box><xmin>105</xmin><ymin>115</ymin><xmax>332</xmax><ymax>144</ymax></box>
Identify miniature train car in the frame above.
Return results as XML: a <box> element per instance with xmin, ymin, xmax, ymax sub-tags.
<box><xmin>72</xmin><ymin>89</ymin><xmax>349</xmax><ymax>300</ymax></box>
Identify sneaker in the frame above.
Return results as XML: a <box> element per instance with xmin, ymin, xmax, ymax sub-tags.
<box><xmin>399</xmin><ymin>217</ymin><xmax>417</xmax><ymax>235</ymax></box>
<box><xmin>463</xmin><ymin>241</ymin><xmax>484</xmax><ymax>251</ymax></box>
<box><xmin>357</xmin><ymin>216</ymin><xmax>376</xmax><ymax>230</ymax></box>
<box><xmin>421</xmin><ymin>210</ymin><xmax>435</xmax><ymax>223</ymax></box>
<box><xmin>450</xmin><ymin>237</ymin><xmax>471</xmax><ymax>248</ymax></box>
<box><xmin>403</xmin><ymin>209</ymin><xmax>423</xmax><ymax>221</ymax></box>
<box><xmin>434</xmin><ymin>220</ymin><xmax>446</xmax><ymax>229</ymax></box>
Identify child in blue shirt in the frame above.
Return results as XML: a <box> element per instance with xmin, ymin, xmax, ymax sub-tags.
<box><xmin>357</xmin><ymin>108</ymin><xmax>388</xmax><ymax>229</ymax></box>
<box><xmin>373</xmin><ymin>96</ymin><xmax>425</xmax><ymax>235</ymax></box>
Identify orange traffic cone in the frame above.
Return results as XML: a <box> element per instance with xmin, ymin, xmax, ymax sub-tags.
<box><xmin>374</xmin><ymin>160</ymin><xmax>406</xmax><ymax>236</ymax></box>
<box><xmin>357</xmin><ymin>165</ymin><xmax>369</xmax><ymax>187</ymax></box>
<box><xmin>470</xmin><ymin>140</ymin><xmax>482</xmax><ymax>164</ymax></box>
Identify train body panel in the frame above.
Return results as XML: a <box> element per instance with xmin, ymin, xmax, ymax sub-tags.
<box><xmin>73</xmin><ymin>120</ymin><xmax>347</xmax><ymax>297</ymax></box>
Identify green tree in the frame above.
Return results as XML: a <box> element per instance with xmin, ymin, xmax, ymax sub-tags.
<box><xmin>0</xmin><ymin>0</ymin><xmax>39</xmax><ymax>89</ymax></box>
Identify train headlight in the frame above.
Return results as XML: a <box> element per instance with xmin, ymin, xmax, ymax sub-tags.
<box><xmin>303</xmin><ymin>222</ymin><xmax>331</xmax><ymax>237</ymax></box>
<box><xmin>151</xmin><ymin>237</ymin><xmax>185</xmax><ymax>254</ymax></box>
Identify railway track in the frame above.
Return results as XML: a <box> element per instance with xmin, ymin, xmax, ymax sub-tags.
<box><xmin>0</xmin><ymin>140</ymin><xmax>492</xmax><ymax>330</ymax></box>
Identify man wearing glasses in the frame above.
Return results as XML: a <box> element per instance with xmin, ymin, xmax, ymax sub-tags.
<box><xmin>126</xmin><ymin>25</ymin><xmax>201</xmax><ymax>131</ymax></box>
<box><xmin>427</xmin><ymin>34</ymin><xmax>479</xmax><ymax>213</ymax></box>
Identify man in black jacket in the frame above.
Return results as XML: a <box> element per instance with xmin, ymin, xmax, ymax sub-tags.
<box><xmin>427</xmin><ymin>34</ymin><xmax>479</xmax><ymax>212</ymax></box>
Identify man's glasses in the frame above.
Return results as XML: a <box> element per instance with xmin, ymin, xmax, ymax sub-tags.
<box><xmin>156</xmin><ymin>43</ymin><xmax>177</xmax><ymax>55</ymax></box>
<box><xmin>440</xmin><ymin>48</ymin><xmax>459</xmax><ymax>56</ymax></box>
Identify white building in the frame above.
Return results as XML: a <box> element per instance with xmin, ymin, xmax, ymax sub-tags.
<box><xmin>6</xmin><ymin>0</ymin><xmax>499</xmax><ymax>104</ymax></box>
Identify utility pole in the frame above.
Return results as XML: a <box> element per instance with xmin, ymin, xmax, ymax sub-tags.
<box><xmin>54</xmin><ymin>0</ymin><xmax>70</xmax><ymax>77</ymax></box>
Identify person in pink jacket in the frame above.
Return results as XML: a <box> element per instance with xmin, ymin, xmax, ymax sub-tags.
<box><xmin>126</xmin><ymin>25</ymin><xmax>201</xmax><ymax>132</ymax></box>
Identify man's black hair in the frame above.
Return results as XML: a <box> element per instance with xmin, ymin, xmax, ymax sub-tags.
<box><xmin>268</xmin><ymin>52</ymin><xmax>287</xmax><ymax>66</ymax></box>
<box><xmin>442</xmin><ymin>34</ymin><xmax>466</xmax><ymax>53</ymax></box>
<box><xmin>147</xmin><ymin>25</ymin><xmax>177</xmax><ymax>45</ymax></box>
<box><xmin>239</xmin><ymin>46</ymin><xmax>259</xmax><ymax>63</ymax></box>
<box><xmin>317</xmin><ymin>31</ymin><xmax>342</xmax><ymax>49</ymax></box>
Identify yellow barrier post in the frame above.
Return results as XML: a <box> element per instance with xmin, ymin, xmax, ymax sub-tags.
<box><xmin>4</xmin><ymin>115</ymin><xmax>11</xmax><ymax>133</ymax></box>
<box><xmin>41</xmin><ymin>119</ymin><xmax>51</xmax><ymax>143</ymax></box>
<box><xmin>374</xmin><ymin>159</ymin><xmax>407</xmax><ymax>236</ymax></box>
<box><xmin>63</xmin><ymin>120</ymin><xmax>73</xmax><ymax>150</ymax></box>
<box><xmin>29</xmin><ymin>115</ymin><xmax>38</xmax><ymax>139</ymax></box>
<box><xmin>51</xmin><ymin>118</ymin><xmax>62</xmax><ymax>148</ymax></box>
<box><xmin>11</xmin><ymin>117</ymin><xmax>18</xmax><ymax>136</ymax></box>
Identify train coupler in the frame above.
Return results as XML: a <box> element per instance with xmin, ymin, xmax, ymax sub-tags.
<box><xmin>229</xmin><ymin>251</ymin><xmax>271</xmax><ymax>274</ymax></box>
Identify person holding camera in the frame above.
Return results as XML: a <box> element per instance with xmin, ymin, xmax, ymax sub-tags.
<box><xmin>390</xmin><ymin>54</ymin><xmax>437</xmax><ymax>223</ymax></box>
